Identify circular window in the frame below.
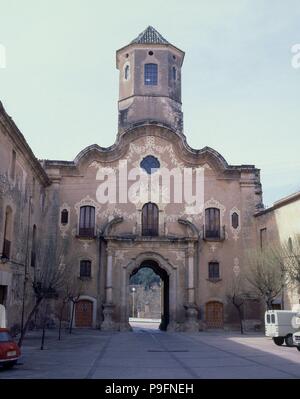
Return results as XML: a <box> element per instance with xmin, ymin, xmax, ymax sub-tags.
<box><xmin>140</xmin><ymin>155</ymin><xmax>160</xmax><ymax>174</ymax></box>
<box><xmin>148</xmin><ymin>51</ymin><xmax>154</xmax><ymax>56</ymax></box>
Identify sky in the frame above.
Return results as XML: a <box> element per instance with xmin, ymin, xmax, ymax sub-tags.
<box><xmin>0</xmin><ymin>0</ymin><xmax>299</xmax><ymax>207</ymax></box>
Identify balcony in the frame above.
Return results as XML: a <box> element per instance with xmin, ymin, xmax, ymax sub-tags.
<box><xmin>202</xmin><ymin>225</ymin><xmax>226</xmax><ymax>242</ymax></box>
<box><xmin>1</xmin><ymin>239</ymin><xmax>11</xmax><ymax>259</ymax></box>
<box><xmin>77</xmin><ymin>227</ymin><xmax>96</xmax><ymax>239</ymax></box>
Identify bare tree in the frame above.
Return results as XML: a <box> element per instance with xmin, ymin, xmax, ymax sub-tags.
<box><xmin>282</xmin><ymin>234</ymin><xmax>300</xmax><ymax>285</ymax></box>
<box><xmin>245</xmin><ymin>245</ymin><xmax>287</xmax><ymax>310</ymax></box>
<box><xmin>226</xmin><ymin>274</ymin><xmax>249</xmax><ymax>334</ymax></box>
<box><xmin>57</xmin><ymin>268</ymin><xmax>83</xmax><ymax>339</ymax></box>
<box><xmin>18</xmin><ymin>247</ymin><xmax>66</xmax><ymax>348</ymax></box>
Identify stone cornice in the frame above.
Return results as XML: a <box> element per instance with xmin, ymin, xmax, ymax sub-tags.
<box><xmin>44</xmin><ymin>123</ymin><xmax>260</xmax><ymax>179</ymax></box>
<box><xmin>0</xmin><ymin>101</ymin><xmax>51</xmax><ymax>187</ymax></box>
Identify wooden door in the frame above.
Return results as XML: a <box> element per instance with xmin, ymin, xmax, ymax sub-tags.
<box><xmin>206</xmin><ymin>301</ymin><xmax>223</xmax><ymax>328</ymax></box>
<box><xmin>75</xmin><ymin>300</ymin><xmax>93</xmax><ymax>327</ymax></box>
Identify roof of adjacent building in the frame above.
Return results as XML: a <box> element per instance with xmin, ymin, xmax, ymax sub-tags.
<box><xmin>254</xmin><ymin>190</ymin><xmax>300</xmax><ymax>216</ymax></box>
<box><xmin>131</xmin><ymin>26</ymin><xmax>170</xmax><ymax>45</ymax></box>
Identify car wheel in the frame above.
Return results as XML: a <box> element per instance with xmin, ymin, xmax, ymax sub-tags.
<box><xmin>2</xmin><ymin>361</ymin><xmax>17</xmax><ymax>369</ymax></box>
<box><xmin>273</xmin><ymin>337</ymin><xmax>284</xmax><ymax>346</ymax></box>
<box><xmin>285</xmin><ymin>334</ymin><xmax>294</xmax><ymax>347</ymax></box>
<box><xmin>297</xmin><ymin>346</ymin><xmax>300</xmax><ymax>352</ymax></box>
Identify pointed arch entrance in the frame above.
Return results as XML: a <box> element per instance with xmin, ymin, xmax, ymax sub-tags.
<box><xmin>130</xmin><ymin>260</ymin><xmax>169</xmax><ymax>331</ymax></box>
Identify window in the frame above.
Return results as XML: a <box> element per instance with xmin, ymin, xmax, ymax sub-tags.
<box><xmin>260</xmin><ymin>228</ymin><xmax>267</xmax><ymax>249</ymax></box>
<box><xmin>142</xmin><ymin>202</ymin><xmax>159</xmax><ymax>236</ymax></box>
<box><xmin>61</xmin><ymin>209</ymin><xmax>69</xmax><ymax>225</ymax></box>
<box><xmin>124</xmin><ymin>64</ymin><xmax>129</xmax><ymax>80</ymax></box>
<box><xmin>172</xmin><ymin>66</ymin><xmax>176</xmax><ymax>80</ymax></box>
<box><xmin>0</xmin><ymin>285</ymin><xmax>7</xmax><ymax>305</ymax></box>
<box><xmin>231</xmin><ymin>212</ymin><xmax>239</xmax><ymax>229</ymax></box>
<box><xmin>144</xmin><ymin>63</ymin><xmax>158</xmax><ymax>85</ymax></box>
<box><xmin>80</xmin><ymin>260</ymin><xmax>91</xmax><ymax>278</ymax></box>
<box><xmin>271</xmin><ymin>314</ymin><xmax>275</xmax><ymax>324</ymax></box>
<box><xmin>2</xmin><ymin>206</ymin><xmax>12</xmax><ymax>259</ymax></box>
<box><xmin>10</xmin><ymin>150</ymin><xmax>16</xmax><ymax>180</ymax></box>
<box><xmin>79</xmin><ymin>206</ymin><xmax>95</xmax><ymax>237</ymax></box>
<box><xmin>140</xmin><ymin>155</ymin><xmax>160</xmax><ymax>174</ymax></box>
<box><xmin>208</xmin><ymin>262</ymin><xmax>220</xmax><ymax>280</ymax></box>
<box><xmin>266</xmin><ymin>314</ymin><xmax>271</xmax><ymax>324</ymax></box>
<box><xmin>30</xmin><ymin>225</ymin><xmax>37</xmax><ymax>267</ymax></box>
<box><xmin>205</xmin><ymin>208</ymin><xmax>220</xmax><ymax>239</ymax></box>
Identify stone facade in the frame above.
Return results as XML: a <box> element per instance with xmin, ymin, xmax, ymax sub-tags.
<box><xmin>1</xmin><ymin>26</ymin><xmax>297</xmax><ymax>333</ymax></box>
<box><xmin>255</xmin><ymin>192</ymin><xmax>300</xmax><ymax>311</ymax></box>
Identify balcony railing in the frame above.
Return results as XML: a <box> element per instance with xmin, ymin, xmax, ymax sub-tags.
<box><xmin>77</xmin><ymin>227</ymin><xmax>95</xmax><ymax>239</ymax></box>
<box><xmin>202</xmin><ymin>225</ymin><xmax>226</xmax><ymax>241</ymax></box>
<box><xmin>2</xmin><ymin>239</ymin><xmax>11</xmax><ymax>259</ymax></box>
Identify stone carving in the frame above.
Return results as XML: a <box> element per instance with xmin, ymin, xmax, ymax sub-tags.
<box><xmin>233</xmin><ymin>257</ymin><xmax>240</xmax><ymax>276</ymax></box>
<box><xmin>74</xmin><ymin>195</ymin><xmax>101</xmax><ymax>217</ymax></box>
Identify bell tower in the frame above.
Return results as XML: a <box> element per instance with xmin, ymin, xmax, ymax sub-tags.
<box><xmin>116</xmin><ymin>26</ymin><xmax>185</xmax><ymax>134</ymax></box>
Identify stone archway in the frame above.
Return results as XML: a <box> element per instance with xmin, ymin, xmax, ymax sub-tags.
<box><xmin>130</xmin><ymin>259</ymin><xmax>169</xmax><ymax>331</ymax></box>
<box><xmin>120</xmin><ymin>252</ymin><xmax>177</xmax><ymax>332</ymax></box>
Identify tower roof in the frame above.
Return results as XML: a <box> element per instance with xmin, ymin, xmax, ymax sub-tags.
<box><xmin>131</xmin><ymin>26</ymin><xmax>170</xmax><ymax>45</ymax></box>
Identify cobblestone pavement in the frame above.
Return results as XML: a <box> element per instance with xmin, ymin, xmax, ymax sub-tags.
<box><xmin>1</xmin><ymin>321</ymin><xmax>300</xmax><ymax>379</ymax></box>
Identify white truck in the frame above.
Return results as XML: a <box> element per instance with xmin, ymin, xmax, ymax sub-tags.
<box><xmin>292</xmin><ymin>314</ymin><xmax>300</xmax><ymax>352</ymax></box>
<box><xmin>265</xmin><ymin>310</ymin><xmax>299</xmax><ymax>347</ymax></box>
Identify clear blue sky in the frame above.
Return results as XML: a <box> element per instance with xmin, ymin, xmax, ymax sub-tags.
<box><xmin>0</xmin><ymin>0</ymin><xmax>299</xmax><ymax>207</ymax></box>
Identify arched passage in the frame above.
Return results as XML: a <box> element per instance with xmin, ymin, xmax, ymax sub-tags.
<box><xmin>129</xmin><ymin>260</ymin><xmax>169</xmax><ymax>331</ymax></box>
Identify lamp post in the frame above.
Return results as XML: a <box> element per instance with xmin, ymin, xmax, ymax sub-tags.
<box><xmin>131</xmin><ymin>287</ymin><xmax>136</xmax><ymax>318</ymax></box>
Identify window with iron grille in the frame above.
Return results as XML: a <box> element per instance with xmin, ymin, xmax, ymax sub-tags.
<box><xmin>208</xmin><ymin>262</ymin><xmax>220</xmax><ymax>279</ymax></box>
<box><xmin>142</xmin><ymin>202</ymin><xmax>159</xmax><ymax>236</ymax></box>
<box><xmin>172</xmin><ymin>66</ymin><xmax>176</xmax><ymax>80</ymax></box>
<box><xmin>79</xmin><ymin>206</ymin><xmax>95</xmax><ymax>237</ymax></box>
<box><xmin>80</xmin><ymin>260</ymin><xmax>91</xmax><ymax>278</ymax></box>
<box><xmin>61</xmin><ymin>209</ymin><xmax>69</xmax><ymax>224</ymax></box>
<box><xmin>205</xmin><ymin>208</ymin><xmax>220</xmax><ymax>238</ymax></box>
<box><xmin>144</xmin><ymin>63</ymin><xmax>158</xmax><ymax>85</ymax></box>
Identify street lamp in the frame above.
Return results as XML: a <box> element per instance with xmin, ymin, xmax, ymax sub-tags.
<box><xmin>131</xmin><ymin>287</ymin><xmax>136</xmax><ymax>318</ymax></box>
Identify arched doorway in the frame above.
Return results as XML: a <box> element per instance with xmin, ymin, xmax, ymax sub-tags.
<box><xmin>129</xmin><ymin>260</ymin><xmax>169</xmax><ymax>331</ymax></box>
<box><xmin>75</xmin><ymin>300</ymin><xmax>93</xmax><ymax>327</ymax></box>
<box><xmin>205</xmin><ymin>301</ymin><xmax>224</xmax><ymax>328</ymax></box>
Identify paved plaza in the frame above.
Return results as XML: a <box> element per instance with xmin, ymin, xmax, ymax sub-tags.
<box><xmin>1</xmin><ymin>321</ymin><xmax>300</xmax><ymax>379</ymax></box>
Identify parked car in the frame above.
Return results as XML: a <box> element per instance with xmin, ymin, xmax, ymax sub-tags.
<box><xmin>265</xmin><ymin>310</ymin><xmax>299</xmax><ymax>347</ymax></box>
<box><xmin>0</xmin><ymin>328</ymin><xmax>21</xmax><ymax>369</ymax></box>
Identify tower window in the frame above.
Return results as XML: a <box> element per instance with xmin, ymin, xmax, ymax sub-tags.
<box><xmin>172</xmin><ymin>66</ymin><xmax>176</xmax><ymax>80</ymax></box>
<box><xmin>125</xmin><ymin>65</ymin><xmax>129</xmax><ymax>80</ymax></box>
<box><xmin>140</xmin><ymin>155</ymin><xmax>160</xmax><ymax>174</ymax></box>
<box><xmin>10</xmin><ymin>150</ymin><xmax>16</xmax><ymax>180</ymax></box>
<box><xmin>144</xmin><ymin>63</ymin><xmax>158</xmax><ymax>85</ymax></box>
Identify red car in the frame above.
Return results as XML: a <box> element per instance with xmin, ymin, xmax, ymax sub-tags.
<box><xmin>0</xmin><ymin>328</ymin><xmax>21</xmax><ymax>369</ymax></box>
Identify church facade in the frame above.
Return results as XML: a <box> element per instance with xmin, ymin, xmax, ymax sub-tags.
<box><xmin>1</xmin><ymin>27</ymin><xmax>298</xmax><ymax>332</ymax></box>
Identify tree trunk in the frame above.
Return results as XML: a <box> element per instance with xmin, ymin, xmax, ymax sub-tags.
<box><xmin>238</xmin><ymin>307</ymin><xmax>244</xmax><ymax>334</ymax></box>
<box><xmin>18</xmin><ymin>297</ymin><xmax>43</xmax><ymax>347</ymax></box>
<box><xmin>40</xmin><ymin>322</ymin><xmax>46</xmax><ymax>350</ymax></box>
<box><xmin>58</xmin><ymin>302</ymin><xmax>66</xmax><ymax>341</ymax></box>
<box><xmin>69</xmin><ymin>301</ymin><xmax>75</xmax><ymax>334</ymax></box>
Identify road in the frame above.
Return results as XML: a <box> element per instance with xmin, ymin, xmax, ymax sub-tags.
<box><xmin>1</xmin><ymin>321</ymin><xmax>300</xmax><ymax>379</ymax></box>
